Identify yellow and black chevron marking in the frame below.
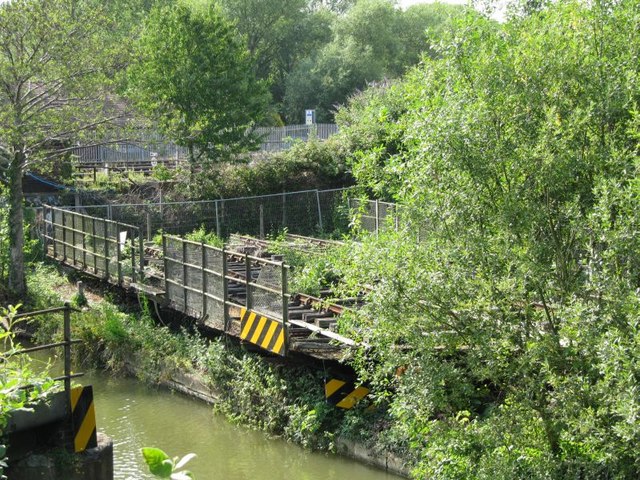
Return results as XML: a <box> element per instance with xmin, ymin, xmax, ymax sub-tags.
<box><xmin>325</xmin><ymin>378</ymin><xmax>370</xmax><ymax>409</ymax></box>
<box><xmin>70</xmin><ymin>386</ymin><xmax>97</xmax><ymax>453</ymax></box>
<box><xmin>240</xmin><ymin>307</ymin><xmax>286</xmax><ymax>356</ymax></box>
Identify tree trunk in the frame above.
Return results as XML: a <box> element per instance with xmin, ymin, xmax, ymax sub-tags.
<box><xmin>188</xmin><ymin>142</ymin><xmax>195</xmax><ymax>179</ymax></box>
<box><xmin>8</xmin><ymin>151</ymin><xmax>26</xmax><ymax>296</ymax></box>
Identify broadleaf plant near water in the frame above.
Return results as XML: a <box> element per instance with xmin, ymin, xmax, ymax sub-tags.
<box><xmin>141</xmin><ymin>447</ymin><xmax>195</xmax><ymax>480</ymax></box>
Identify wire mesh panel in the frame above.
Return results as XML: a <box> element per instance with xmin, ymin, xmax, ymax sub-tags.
<box><xmin>162</xmin><ymin>236</ymin><xmax>229</xmax><ymax>326</ymax></box>
<box><xmin>282</xmin><ymin>191</ymin><xmax>321</xmax><ymax>236</ymax></box>
<box><xmin>203</xmin><ymin>247</ymin><xmax>225</xmax><ymax>330</ymax></box>
<box><xmin>349</xmin><ymin>198</ymin><xmax>377</xmax><ymax>233</ymax></box>
<box><xmin>348</xmin><ymin>199</ymin><xmax>401</xmax><ymax>235</ymax></box>
<box><xmin>378</xmin><ymin>201</ymin><xmax>397</xmax><ymax>233</ymax></box>
<box><xmin>184</xmin><ymin>242</ymin><xmax>204</xmax><ymax>317</ymax></box>
<box><xmin>251</xmin><ymin>263</ymin><xmax>284</xmax><ymax>320</ymax></box>
<box><xmin>82</xmin><ymin>216</ymin><xmax>96</xmax><ymax>273</ymax></box>
<box><xmin>52</xmin><ymin>208</ymin><xmax>65</xmax><ymax>257</ymax></box>
<box><xmin>164</xmin><ymin>236</ymin><xmax>185</xmax><ymax>310</ymax></box>
<box><xmin>318</xmin><ymin>188</ymin><xmax>350</xmax><ymax>235</ymax></box>
<box><xmin>63</xmin><ymin>211</ymin><xmax>74</xmax><ymax>260</ymax></box>
<box><xmin>93</xmin><ymin>219</ymin><xmax>108</xmax><ymax>276</ymax></box>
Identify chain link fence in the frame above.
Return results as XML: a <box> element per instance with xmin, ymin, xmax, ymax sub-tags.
<box><xmin>53</xmin><ymin>186</ymin><xmax>430</xmax><ymax>244</ymax></box>
<box><xmin>348</xmin><ymin>198</ymin><xmax>428</xmax><ymax>240</ymax></box>
<box><xmin>69</xmin><ymin>188</ymin><xmax>353</xmax><ymax>240</ymax></box>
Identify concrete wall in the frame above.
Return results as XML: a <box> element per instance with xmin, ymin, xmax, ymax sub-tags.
<box><xmin>7</xmin><ymin>432</ymin><xmax>113</xmax><ymax>480</ymax></box>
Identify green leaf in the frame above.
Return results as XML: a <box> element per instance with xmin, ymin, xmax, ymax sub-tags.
<box><xmin>141</xmin><ymin>447</ymin><xmax>173</xmax><ymax>478</ymax></box>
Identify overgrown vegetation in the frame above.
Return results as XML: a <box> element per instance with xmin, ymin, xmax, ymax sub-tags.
<box><xmin>319</xmin><ymin>0</ymin><xmax>640</xmax><ymax>478</ymax></box>
<box><xmin>5</xmin><ymin>0</ymin><xmax>640</xmax><ymax>478</ymax></box>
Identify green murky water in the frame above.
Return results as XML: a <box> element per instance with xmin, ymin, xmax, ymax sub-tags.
<box><xmin>26</xmin><ymin>352</ymin><xmax>402</xmax><ymax>480</ymax></box>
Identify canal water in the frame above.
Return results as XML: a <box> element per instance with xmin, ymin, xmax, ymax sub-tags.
<box><xmin>24</xmin><ymin>347</ymin><xmax>401</xmax><ymax>480</ymax></box>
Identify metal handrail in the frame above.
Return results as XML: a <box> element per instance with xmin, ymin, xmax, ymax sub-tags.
<box><xmin>3</xmin><ymin>304</ymin><xmax>83</xmax><ymax>416</ymax></box>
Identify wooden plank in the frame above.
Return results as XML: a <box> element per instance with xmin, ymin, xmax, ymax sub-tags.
<box><xmin>288</xmin><ymin>319</ymin><xmax>359</xmax><ymax>347</ymax></box>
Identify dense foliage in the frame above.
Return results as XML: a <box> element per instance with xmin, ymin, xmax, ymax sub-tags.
<box><xmin>181</xmin><ymin>135</ymin><xmax>353</xmax><ymax>199</ymax></box>
<box><xmin>128</xmin><ymin>0</ymin><xmax>270</xmax><ymax>165</ymax></box>
<box><xmin>282</xmin><ymin>0</ymin><xmax>468</xmax><ymax>122</ymax></box>
<box><xmin>327</xmin><ymin>0</ymin><xmax>640</xmax><ymax>477</ymax></box>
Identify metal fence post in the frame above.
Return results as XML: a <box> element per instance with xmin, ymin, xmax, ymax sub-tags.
<box><xmin>259</xmin><ymin>204</ymin><xmax>265</xmax><ymax>239</ymax></box>
<box><xmin>115</xmin><ymin>221</ymin><xmax>122</xmax><ymax>284</ymax></box>
<box><xmin>162</xmin><ymin>234</ymin><xmax>168</xmax><ymax>295</ymax></box>
<box><xmin>146</xmin><ymin>211</ymin><xmax>152</xmax><ymax>241</ymax></box>
<box><xmin>215</xmin><ymin>200</ymin><xmax>221</xmax><ymax>238</ymax></box>
<box><xmin>71</xmin><ymin>212</ymin><xmax>77</xmax><ymax>266</ymax></box>
<box><xmin>375</xmin><ymin>199</ymin><xmax>380</xmax><ymax>236</ymax></box>
<box><xmin>139</xmin><ymin>229</ymin><xmax>145</xmax><ymax>280</ymax></box>
<box><xmin>63</xmin><ymin>304</ymin><xmax>71</xmax><ymax>414</ymax></box>
<box><xmin>91</xmin><ymin>217</ymin><xmax>97</xmax><ymax>274</ymax></box>
<box><xmin>51</xmin><ymin>207</ymin><xmax>57</xmax><ymax>259</ymax></box>
<box><xmin>282</xmin><ymin>193</ymin><xmax>286</xmax><ymax>230</ymax></box>
<box><xmin>81</xmin><ymin>215</ymin><xmax>87</xmax><ymax>269</ymax></box>
<box><xmin>131</xmin><ymin>227</ymin><xmax>137</xmax><ymax>284</ymax></box>
<box><xmin>245</xmin><ymin>253</ymin><xmax>252</xmax><ymax>311</ymax></box>
<box><xmin>316</xmin><ymin>190</ymin><xmax>323</xmax><ymax>233</ymax></box>
<box><xmin>182</xmin><ymin>239</ymin><xmax>188</xmax><ymax>309</ymax></box>
<box><xmin>62</xmin><ymin>210</ymin><xmax>67</xmax><ymax>262</ymax></box>
<box><xmin>222</xmin><ymin>246</ymin><xmax>229</xmax><ymax>332</ymax></box>
<box><xmin>281</xmin><ymin>264</ymin><xmax>289</xmax><ymax>356</ymax></box>
<box><xmin>103</xmin><ymin>219</ymin><xmax>110</xmax><ymax>280</ymax></box>
<box><xmin>201</xmin><ymin>241</ymin><xmax>207</xmax><ymax>320</ymax></box>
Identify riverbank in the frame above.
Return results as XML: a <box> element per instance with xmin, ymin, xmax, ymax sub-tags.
<box><xmin>20</xmin><ymin>264</ymin><xmax>412</xmax><ymax>478</ymax></box>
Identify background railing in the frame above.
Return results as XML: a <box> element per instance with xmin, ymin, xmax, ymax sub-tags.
<box><xmin>253</xmin><ymin>124</ymin><xmax>338</xmax><ymax>152</ymax></box>
<box><xmin>70</xmin><ymin>124</ymin><xmax>339</xmax><ymax>168</ymax></box>
<box><xmin>69</xmin><ymin>188</ymin><xmax>352</xmax><ymax>239</ymax></box>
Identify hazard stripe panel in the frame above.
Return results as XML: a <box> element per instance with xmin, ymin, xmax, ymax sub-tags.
<box><xmin>325</xmin><ymin>379</ymin><xmax>370</xmax><ymax>409</ymax></box>
<box><xmin>240</xmin><ymin>307</ymin><xmax>286</xmax><ymax>356</ymax></box>
<box><xmin>70</xmin><ymin>385</ymin><xmax>98</xmax><ymax>453</ymax></box>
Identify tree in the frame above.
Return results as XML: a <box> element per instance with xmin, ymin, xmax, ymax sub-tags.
<box><xmin>283</xmin><ymin>0</ymin><xmax>467</xmax><ymax>122</ymax></box>
<box><xmin>218</xmin><ymin>0</ymin><xmax>334</xmax><ymax>121</ymax></box>
<box><xmin>128</xmin><ymin>0</ymin><xmax>270</xmax><ymax>167</ymax></box>
<box><xmin>0</xmin><ymin>0</ymin><xmax>125</xmax><ymax>296</ymax></box>
<box><xmin>332</xmin><ymin>0</ymin><xmax>640</xmax><ymax>476</ymax></box>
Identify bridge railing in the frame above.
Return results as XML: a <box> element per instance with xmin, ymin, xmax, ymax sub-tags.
<box><xmin>162</xmin><ymin>235</ymin><xmax>289</xmax><ymax>337</ymax></box>
<box><xmin>43</xmin><ymin>205</ymin><xmax>144</xmax><ymax>285</ymax></box>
